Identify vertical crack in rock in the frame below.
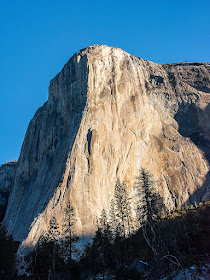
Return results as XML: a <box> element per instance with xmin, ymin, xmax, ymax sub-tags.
<box><xmin>87</xmin><ymin>129</ymin><xmax>92</xmax><ymax>157</ymax></box>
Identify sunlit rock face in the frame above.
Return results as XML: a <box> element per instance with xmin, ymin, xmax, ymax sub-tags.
<box><xmin>3</xmin><ymin>45</ymin><xmax>210</xmax><ymax>247</ymax></box>
<box><xmin>0</xmin><ymin>161</ymin><xmax>17</xmax><ymax>222</ymax></box>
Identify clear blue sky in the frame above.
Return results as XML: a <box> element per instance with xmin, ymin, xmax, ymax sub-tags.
<box><xmin>0</xmin><ymin>0</ymin><xmax>209</xmax><ymax>165</ymax></box>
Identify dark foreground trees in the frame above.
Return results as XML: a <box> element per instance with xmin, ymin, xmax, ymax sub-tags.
<box><xmin>81</xmin><ymin>201</ymin><xmax>210</xmax><ymax>279</ymax></box>
<box><xmin>26</xmin><ymin>216</ymin><xmax>63</xmax><ymax>280</ymax></box>
<box><xmin>0</xmin><ymin>226</ymin><xmax>20</xmax><ymax>280</ymax></box>
<box><xmin>80</xmin><ymin>170</ymin><xmax>210</xmax><ymax>279</ymax></box>
<box><xmin>2</xmin><ymin>200</ymin><xmax>210</xmax><ymax>280</ymax></box>
<box><xmin>1</xmin><ymin>172</ymin><xmax>210</xmax><ymax>280</ymax></box>
<box><xmin>26</xmin><ymin>200</ymin><xmax>80</xmax><ymax>280</ymax></box>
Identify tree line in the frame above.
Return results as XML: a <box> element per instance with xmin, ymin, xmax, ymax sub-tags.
<box><xmin>24</xmin><ymin>200</ymin><xmax>79</xmax><ymax>280</ymax></box>
<box><xmin>80</xmin><ymin>168</ymin><xmax>164</xmax><ymax>279</ymax></box>
<box><xmin>1</xmin><ymin>168</ymin><xmax>210</xmax><ymax>279</ymax></box>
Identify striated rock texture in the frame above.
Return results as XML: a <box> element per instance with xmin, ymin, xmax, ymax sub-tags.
<box><xmin>0</xmin><ymin>161</ymin><xmax>17</xmax><ymax>222</ymax></box>
<box><xmin>3</xmin><ymin>45</ymin><xmax>210</xmax><ymax>248</ymax></box>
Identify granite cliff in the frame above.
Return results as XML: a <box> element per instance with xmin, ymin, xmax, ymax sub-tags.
<box><xmin>0</xmin><ymin>161</ymin><xmax>17</xmax><ymax>222</ymax></box>
<box><xmin>2</xmin><ymin>45</ymin><xmax>210</xmax><ymax>249</ymax></box>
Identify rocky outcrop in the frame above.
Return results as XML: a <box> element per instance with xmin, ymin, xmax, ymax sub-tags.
<box><xmin>3</xmin><ymin>45</ymin><xmax>210</xmax><ymax>248</ymax></box>
<box><xmin>0</xmin><ymin>161</ymin><xmax>17</xmax><ymax>222</ymax></box>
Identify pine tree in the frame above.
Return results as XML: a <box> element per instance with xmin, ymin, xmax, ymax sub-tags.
<box><xmin>100</xmin><ymin>209</ymin><xmax>108</xmax><ymax>232</ymax></box>
<box><xmin>47</xmin><ymin>216</ymin><xmax>60</xmax><ymax>241</ymax></box>
<box><xmin>134</xmin><ymin>168</ymin><xmax>164</xmax><ymax>257</ymax></box>
<box><xmin>62</xmin><ymin>200</ymin><xmax>78</xmax><ymax>262</ymax></box>
<box><xmin>98</xmin><ymin>209</ymin><xmax>114</xmax><ymax>275</ymax></box>
<box><xmin>46</xmin><ymin>216</ymin><xmax>60</xmax><ymax>280</ymax></box>
<box><xmin>122</xmin><ymin>181</ymin><xmax>133</xmax><ymax>235</ymax></box>
<box><xmin>114</xmin><ymin>178</ymin><xmax>133</xmax><ymax>263</ymax></box>
<box><xmin>91</xmin><ymin>227</ymin><xmax>106</xmax><ymax>275</ymax></box>
<box><xmin>114</xmin><ymin>178</ymin><xmax>132</xmax><ymax>237</ymax></box>
<box><xmin>134</xmin><ymin>168</ymin><xmax>163</xmax><ymax>226</ymax></box>
<box><xmin>108</xmin><ymin>199</ymin><xmax>117</xmax><ymax>235</ymax></box>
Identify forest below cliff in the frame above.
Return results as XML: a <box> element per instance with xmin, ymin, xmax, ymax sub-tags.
<box><xmin>1</xmin><ymin>169</ymin><xmax>210</xmax><ymax>280</ymax></box>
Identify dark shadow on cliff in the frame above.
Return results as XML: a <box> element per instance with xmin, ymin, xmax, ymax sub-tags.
<box><xmin>174</xmin><ymin>102</ymin><xmax>210</xmax><ymax>204</ymax></box>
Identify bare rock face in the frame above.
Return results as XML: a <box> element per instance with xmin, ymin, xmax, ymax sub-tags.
<box><xmin>0</xmin><ymin>161</ymin><xmax>17</xmax><ymax>222</ymax></box>
<box><xmin>3</xmin><ymin>45</ymin><xmax>210</xmax><ymax>248</ymax></box>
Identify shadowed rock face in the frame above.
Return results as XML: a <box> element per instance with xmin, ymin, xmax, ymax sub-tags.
<box><xmin>2</xmin><ymin>45</ymin><xmax>210</xmax><ymax>247</ymax></box>
<box><xmin>0</xmin><ymin>161</ymin><xmax>17</xmax><ymax>222</ymax></box>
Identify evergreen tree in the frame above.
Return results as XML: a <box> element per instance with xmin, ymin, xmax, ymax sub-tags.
<box><xmin>108</xmin><ymin>199</ymin><xmax>117</xmax><ymax>235</ymax></box>
<box><xmin>62</xmin><ymin>200</ymin><xmax>78</xmax><ymax>262</ymax></box>
<box><xmin>114</xmin><ymin>178</ymin><xmax>132</xmax><ymax>237</ymax></box>
<box><xmin>99</xmin><ymin>208</ymin><xmax>108</xmax><ymax>232</ymax></box>
<box><xmin>47</xmin><ymin>216</ymin><xmax>60</xmax><ymax>241</ymax></box>
<box><xmin>99</xmin><ymin>209</ymin><xmax>113</xmax><ymax>251</ymax></box>
<box><xmin>122</xmin><ymin>181</ymin><xmax>133</xmax><ymax>235</ymax></box>
<box><xmin>114</xmin><ymin>178</ymin><xmax>133</xmax><ymax>263</ymax></box>
<box><xmin>26</xmin><ymin>218</ymin><xmax>61</xmax><ymax>280</ymax></box>
<box><xmin>90</xmin><ymin>227</ymin><xmax>106</xmax><ymax>275</ymax></box>
<box><xmin>86</xmin><ymin>209</ymin><xmax>114</xmax><ymax>276</ymax></box>
<box><xmin>134</xmin><ymin>168</ymin><xmax>164</xmax><ymax>257</ymax></box>
<box><xmin>134</xmin><ymin>168</ymin><xmax>163</xmax><ymax>226</ymax></box>
<box><xmin>46</xmin><ymin>216</ymin><xmax>60</xmax><ymax>280</ymax></box>
<box><xmin>26</xmin><ymin>230</ymin><xmax>65</xmax><ymax>280</ymax></box>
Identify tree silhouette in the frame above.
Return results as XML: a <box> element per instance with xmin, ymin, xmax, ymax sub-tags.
<box><xmin>99</xmin><ymin>208</ymin><xmax>108</xmax><ymax>232</ymax></box>
<box><xmin>108</xmin><ymin>199</ymin><xmax>117</xmax><ymax>235</ymax></box>
<box><xmin>46</xmin><ymin>216</ymin><xmax>60</xmax><ymax>280</ymax></box>
<box><xmin>47</xmin><ymin>216</ymin><xmax>60</xmax><ymax>241</ymax></box>
<box><xmin>62</xmin><ymin>200</ymin><xmax>78</xmax><ymax>262</ymax></box>
<box><xmin>134</xmin><ymin>168</ymin><xmax>163</xmax><ymax>226</ymax></box>
<box><xmin>134</xmin><ymin>168</ymin><xmax>164</xmax><ymax>257</ymax></box>
<box><xmin>114</xmin><ymin>178</ymin><xmax>132</xmax><ymax>237</ymax></box>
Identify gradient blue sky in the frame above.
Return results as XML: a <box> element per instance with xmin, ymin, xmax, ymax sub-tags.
<box><xmin>0</xmin><ymin>0</ymin><xmax>209</xmax><ymax>165</ymax></box>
